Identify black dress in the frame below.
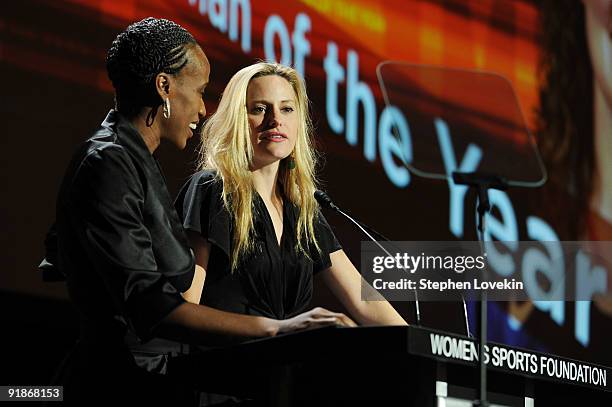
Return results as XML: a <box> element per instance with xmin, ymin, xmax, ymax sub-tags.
<box><xmin>52</xmin><ymin>110</ymin><xmax>196</xmax><ymax>405</ymax></box>
<box><xmin>174</xmin><ymin>170</ymin><xmax>342</xmax><ymax>324</ymax></box>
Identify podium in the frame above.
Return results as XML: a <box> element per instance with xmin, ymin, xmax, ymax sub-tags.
<box><xmin>169</xmin><ymin>326</ymin><xmax>612</xmax><ymax>406</ymax></box>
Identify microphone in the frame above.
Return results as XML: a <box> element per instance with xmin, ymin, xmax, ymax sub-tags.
<box><xmin>314</xmin><ymin>190</ymin><xmax>339</xmax><ymax>211</ymax></box>
<box><xmin>314</xmin><ymin>190</ymin><xmax>422</xmax><ymax>326</ymax></box>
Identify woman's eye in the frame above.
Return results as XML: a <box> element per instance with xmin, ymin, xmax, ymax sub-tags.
<box><xmin>252</xmin><ymin>106</ymin><xmax>266</xmax><ymax>113</ymax></box>
<box><xmin>282</xmin><ymin>106</ymin><xmax>294</xmax><ymax>113</ymax></box>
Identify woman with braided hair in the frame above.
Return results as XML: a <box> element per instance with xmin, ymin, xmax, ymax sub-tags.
<box><xmin>48</xmin><ymin>18</ymin><xmax>350</xmax><ymax>406</ymax></box>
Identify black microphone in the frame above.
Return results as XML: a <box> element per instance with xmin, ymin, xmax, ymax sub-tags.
<box><xmin>314</xmin><ymin>190</ymin><xmax>339</xmax><ymax>211</ymax></box>
<box><xmin>314</xmin><ymin>190</ymin><xmax>421</xmax><ymax>326</ymax></box>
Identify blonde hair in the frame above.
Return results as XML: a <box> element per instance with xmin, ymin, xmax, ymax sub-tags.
<box><xmin>197</xmin><ymin>62</ymin><xmax>321</xmax><ymax>270</ymax></box>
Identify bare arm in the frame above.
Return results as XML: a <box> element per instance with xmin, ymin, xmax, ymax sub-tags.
<box><xmin>182</xmin><ymin>263</ymin><xmax>205</xmax><ymax>304</ymax></box>
<box><xmin>158</xmin><ymin>301</ymin><xmax>278</xmax><ymax>341</ymax></box>
<box><xmin>320</xmin><ymin>250</ymin><xmax>407</xmax><ymax>326</ymax></box>
<box><xmin>181</xmin><ymin>231</ymin><xmax>208</xmax><ymax>304</ymax></box>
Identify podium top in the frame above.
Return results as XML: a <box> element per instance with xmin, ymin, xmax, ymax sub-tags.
<box><xmin>178</xmin><ymin>325</ymin><xmax>609</xmax><ymax>393</ymax></box>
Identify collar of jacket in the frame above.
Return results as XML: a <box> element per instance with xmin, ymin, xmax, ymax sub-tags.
<box><xmin>99</xmin><ymin>109</ymin><xmax>173</xmax><ymax>207</ymax></box>
<box><xmin>100</xmin><ymin>109</ymin><xmax>157</xmax><ymax>165</ymax></box>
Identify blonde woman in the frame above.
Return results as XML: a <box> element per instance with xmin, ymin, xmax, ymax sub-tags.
<box><xmin>175</xmin><ymin>62</ymin><xmax>406</xmax><ymax>333</ymax></box>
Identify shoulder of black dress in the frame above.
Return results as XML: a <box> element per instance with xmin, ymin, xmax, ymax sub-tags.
<box><xmin>190</xmin><ymin>169</ymin><xmax>222</xmax><ymax>187</ymax></box>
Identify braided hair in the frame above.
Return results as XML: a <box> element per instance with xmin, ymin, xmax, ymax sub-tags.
<box><xmin>106</xmin><ymin>17</ymin><xmax>197</xmax><ymax>117</ymax></box>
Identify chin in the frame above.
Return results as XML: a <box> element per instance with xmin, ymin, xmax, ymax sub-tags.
<box><xmin>269</xmin><ymin>149</ymin><xmax>292</xmax><ymax>161</ymax></box>
<box><xmin>173</xmin><ymin>139</ymin><xmax>188</xmax><ymax>150</ymax></box>
<box><xmin>180</xmin><ymin>133</ymin><xmax>193</xmax><ymax>150</ymax></box>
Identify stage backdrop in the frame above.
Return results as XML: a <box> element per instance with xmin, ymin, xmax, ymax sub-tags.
<box><xmin>1</xmin><ymin>0</ymin><xmax>610</xmax><ymax>367</ymax></box>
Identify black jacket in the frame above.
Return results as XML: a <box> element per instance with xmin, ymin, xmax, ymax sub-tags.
<box><xmin>55</xmin><ymin>110</ymin><xmax>194</xmax><ymax>342</ymax></box>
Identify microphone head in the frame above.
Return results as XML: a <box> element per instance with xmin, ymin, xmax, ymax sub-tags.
<box><xmin>314</xmin><ymin>190</ymin><xmax>337</xmax><ymax>210</ymax></box>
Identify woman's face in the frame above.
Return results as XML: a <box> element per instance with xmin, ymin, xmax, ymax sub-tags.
<box><xmin>246</xmin><ymin>74</ymin><xmax>298</xmax><ymax>169</ymax></box>
<box><xmin>160</xmin><ymin>45</ymin><xmax>210</xmax><ymax>150</ymax></box>
<box><xmin>584</xmin><ymin>0</ymin><xmax>612</xmax><ymax>109</ymax></box>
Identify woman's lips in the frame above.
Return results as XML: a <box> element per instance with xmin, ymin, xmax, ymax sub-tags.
<box><xmin>260</xmin><ymin>132</ymin><xmax>287</xmax><ymax>142</ymax></box>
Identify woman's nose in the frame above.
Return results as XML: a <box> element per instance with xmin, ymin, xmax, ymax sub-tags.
<box><xmin>267</xmin><ymin>107</ymin><xmax>281</xmax><ymax>128</ymax></box>
<box><xmin>199</xmin><ymin>98</ymin><xmax>206</xmax><ymax>119</ymax></box>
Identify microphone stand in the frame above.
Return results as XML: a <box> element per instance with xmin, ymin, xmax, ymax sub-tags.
<box><xmin>316</xmin><ymin>190</ymin><xmax>478</xmax><ymax>336</ymax></box>
<box><xmin>314</xmin><ymin>191</ymin><xmax>423</xmax><ymax>326</ymax></box>
<box><xmin>451</xmin><ymin>171</ymin><xmax>508</xmax><ymax>407</ymax></box>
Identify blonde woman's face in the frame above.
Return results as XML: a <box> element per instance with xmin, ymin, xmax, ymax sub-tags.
<box><xmin>246</xmin><ymin>75</ymin><xmax>298</xmax><ymax>169</ymax></box>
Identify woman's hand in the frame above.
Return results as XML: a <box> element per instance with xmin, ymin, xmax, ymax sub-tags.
<box><xmin>275</xmin><ymin>307</ymin><xmax>357</xmax><ymax>334</ymax></box>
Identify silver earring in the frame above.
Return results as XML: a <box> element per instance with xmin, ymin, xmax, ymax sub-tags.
<box><xmin>162</xmin><ymin>98</ymin><xmax>171</xmax><ymax>119</ymax></box>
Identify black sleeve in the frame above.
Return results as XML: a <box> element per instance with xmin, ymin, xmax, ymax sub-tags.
<box><xmin>312</xmin><ymin>210</ymin><xmax>343</xmax><ymax>274</ymax></box>
<box><xmin>68</xmin><ymin>146</ymin><xmax>184</xmax><ymax>340</ymax></box>
<box><xmin>175</xmin><ymin>170</ymin><xmax>231</xmax><ymax>260</ymax></box>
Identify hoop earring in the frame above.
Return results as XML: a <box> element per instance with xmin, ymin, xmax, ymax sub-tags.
<box><xmin>162</xmin><ymin>98</ymin><xmax>171</xmax><ymax>119</ymax></box>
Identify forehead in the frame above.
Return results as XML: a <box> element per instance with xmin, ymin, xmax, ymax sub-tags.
<box><xmin>181</xmin><ymin>45</ymin><xmax>210</xmax><ymax>83</ymax></box>
<box><xmin>246</xmin><ymin>75</ymin><xmax>295</xmax><ymax>101</ymax></box>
